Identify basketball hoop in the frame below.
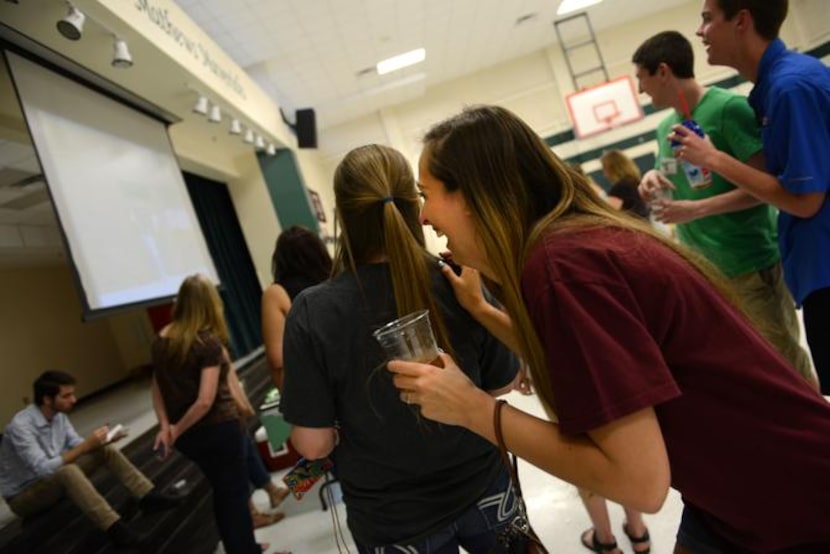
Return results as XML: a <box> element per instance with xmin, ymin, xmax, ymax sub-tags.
<box><xmin>566</xmin><ymin>76</ymin><xmax>644</xmax><ymax>138</ymax></box>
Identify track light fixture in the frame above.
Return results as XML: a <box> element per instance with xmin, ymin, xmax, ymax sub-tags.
<box><xmin>192</xmin><ymin>95</ymin><xmax>209</xmax><ymax>115</ymax></box>
<box><xmin>185</xmin><ymin>87</ymin><xmax>274</xmax><ymax>152</ymax></box>
<box><xmin>208</xmin><ymin>104</ymin><xmax>222</xmax><ymax>123</ymax></box>
<box><xmin>57</xmin><ymin>4</ymin><xmax>85</xmax><ymax>40</ymax></box>
<box><xmin>112</xmin><ymin>37</ymin><xmax>133</xmax><ymax>68</ymax></box>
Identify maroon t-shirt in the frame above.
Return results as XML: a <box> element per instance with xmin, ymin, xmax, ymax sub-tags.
<box><xmin>522</xmin><ymin>226</ymin><xmax>830</xmax><ymax>553</ymax></box>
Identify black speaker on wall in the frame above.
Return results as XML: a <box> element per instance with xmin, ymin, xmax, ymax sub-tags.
<box><xmin>296</xmin><ymin>108</ymin><xmax>317</xmax><ymax>149</ymax></box>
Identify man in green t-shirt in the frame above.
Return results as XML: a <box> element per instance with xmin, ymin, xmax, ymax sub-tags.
<box><xmin>632</xmin><ymin>31</ymin><xmax>815</xmax><ymax>386</ymax></box>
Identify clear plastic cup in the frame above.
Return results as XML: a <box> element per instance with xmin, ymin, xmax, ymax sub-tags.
<box><xmin>650</xmin><ymin>187</ymin><xmax>673</xmax><ymax>212</ymax></box>
<box><xmin>372</xmin><ymin>310</ymin><xmax>440</xmax><ymax>364</ymax></box>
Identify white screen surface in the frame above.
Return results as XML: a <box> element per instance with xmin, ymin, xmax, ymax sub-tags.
<box><xmin>7</xmin><ymin>52</ymin><xmax>219</xmax><ymax>315</ymax></box>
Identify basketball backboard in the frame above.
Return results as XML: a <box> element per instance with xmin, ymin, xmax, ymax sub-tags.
<box><xmin>566</xmin><ymin>76</ymin><xmax>644</xmax><ymax>138</ymax></box>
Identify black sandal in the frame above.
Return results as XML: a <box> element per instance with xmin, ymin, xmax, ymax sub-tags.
<box><xmin>622</xmin><ymin>522</ymin><xmax>651</xmax><ymax>554</ymax></box>
<box><xmin>580</xmin><ymin>528</ymin><xmax>619</xmax><ymax>552</ymax></box>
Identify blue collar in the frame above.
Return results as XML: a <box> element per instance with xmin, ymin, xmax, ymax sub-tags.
<box><xmin>757</xmin><ymin>39</ymin><xmax>786</xmax><ymax>86</ymax></box>
<box><xmin>26</xmin><ymin>404</ymin><xmax>52</xmax><ymax>429</ymax></box>
<box><xmin>749</xmin><ymin>39</ymin><xmax>786</xmax><ymax>111</ymax></box>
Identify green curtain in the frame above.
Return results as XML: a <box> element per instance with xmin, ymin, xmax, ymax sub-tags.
<box><xmin>184</xmin><ymin>172</ymin><xmax>262</xmax><ymax>357</ymax></box>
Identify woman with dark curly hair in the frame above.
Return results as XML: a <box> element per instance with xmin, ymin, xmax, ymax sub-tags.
<box><xmin>262</xmin><ymin>225</ymin><xmax>332</xmax><ymax>389</ymax></box>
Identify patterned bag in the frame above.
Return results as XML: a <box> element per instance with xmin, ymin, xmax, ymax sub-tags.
<box><xmin>494</xmin><ymin>399</ymin><xmax>549</xmax><ymax>554</ymax></box>
<box><xmin>281</xmin><ymin>457</ymin><xmax>334</xmax><ymax>500</ymax></box>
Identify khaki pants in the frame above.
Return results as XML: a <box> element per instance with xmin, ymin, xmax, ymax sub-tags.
<box><xmin>7</xmin><ymin>445</ymin><xmax>153</xmax><ymax>530</ymax></box>
<box><xmin>731</xmin><ymin>263</ymin><xmax>816</xmax><ymax>384</ymax></box>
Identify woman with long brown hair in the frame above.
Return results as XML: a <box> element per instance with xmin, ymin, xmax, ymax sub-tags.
<box><xmin>280</xmin><ymin>144</ymin><xmax>520</xmax><ymax>553</ymax></box>
<box><xmin>389</xmin><ymin>105</ymin><xmax>830</xmax><ymax>554</ymax></box>
<box><xmin>151</xmin><ymin>274</ymin><xmax>264</xmax><ymax>554</ymax></box>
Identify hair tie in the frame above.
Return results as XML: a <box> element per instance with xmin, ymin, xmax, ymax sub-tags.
<box><xmin>381</xmin><ymin>196</ymin><xmax>395</xmax><ymax>204</ymax></box>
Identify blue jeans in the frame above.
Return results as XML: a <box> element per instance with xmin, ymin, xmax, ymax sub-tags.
<box><xmin>176</xmin><ymin>420</ymin><xmax>260</xmax><ymax>554</ymax></box>
<box><xmin>676</xmin><ymin>503</ymin><xmax>740</xmax><ymax>554</ymax></box>
<box><xmin>355</xmin><ymin>469</ymin><xmax>519</xmax><ymax>554</ymax></box>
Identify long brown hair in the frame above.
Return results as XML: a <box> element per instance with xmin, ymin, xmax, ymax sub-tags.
<box><xmin>165</xmin><ymin>274</ymin><xmax>230</xmax><ymax>365</ymax></box>
<box><xmin>332</xmin><ymin>144</ymin><xmax>453</xmax><ymax>355</ymax></box>
<box><xmin>422</xmin><ymin>105</ymin><xmax>738</xmax><ymax>414</ymax></box>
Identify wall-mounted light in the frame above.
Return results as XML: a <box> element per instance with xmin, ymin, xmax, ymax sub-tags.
<box><xmin>265</xmin><ymin>143</ymin><xmax>276</xmax><ymax>156</ymax></box>
<box><xmin>192</xmin><ymin>95</ymin><xmax>209</xmax><ymax>115</ymax></box>
<box><xmin>57</xmin><ymin>4</ymin><xmax>85</xmax><ymax>40</ymax></box>
<box><xmin>229</xmin><ymin>119</ymin><xmax>242</xmax><ymax>135</ymax></box>
<box><xmin>254</xmin><ymin>135</ymin><xmax>266</xmax><ymax>149</ymax></box>
<box><xmin>243</xmin><ymin>129</ymin><xmax>255</xmax><ymax>144</ymax></box>
<box><xmin>112</xmin><ymin>37</ymin><xmax>133</xmax><ymax>68</ymax></box>
<box><xmin>208</xmin><ymin>104</ymin><xmax>221</xmax><ymax>123</ymax></box>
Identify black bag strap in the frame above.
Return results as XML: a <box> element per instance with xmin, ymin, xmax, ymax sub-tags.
<box><xmin>494</xmin><ymin>399</ymin><xmax>523</xmax><ymax>499</ymax></box>
<box><xmin>493</xmin><ymin>398</ymin><xmax>550</xmax><ymax>554</ymax></box>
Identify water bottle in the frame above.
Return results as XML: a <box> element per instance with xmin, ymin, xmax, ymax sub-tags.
<box><xmin>671</xmin><ymin>120</ymin><xmax>712</xmax><ymax>189</ymax></box>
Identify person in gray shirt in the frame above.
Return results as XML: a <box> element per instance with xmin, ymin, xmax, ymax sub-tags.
<box><xmin>0</xmin><ymin>370</ymin><xmax>179</xmax><ymax>546</ymax></box>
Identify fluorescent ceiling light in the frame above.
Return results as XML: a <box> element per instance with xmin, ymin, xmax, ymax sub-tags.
<box><xmin>376</xmin><ymin>48</ymin><xmax>426</xmax><ymax>75</ymax></box>
<box><xmin>557</xmin><ymin>0</ymin><xmax>603</xmax><ymax>16</ymax></box>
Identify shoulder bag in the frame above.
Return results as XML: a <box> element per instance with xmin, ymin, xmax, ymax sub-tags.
<box><xmin>493</xmin><ymin>398</ymin><xmax>549</xmax><ymax>554</ymax></box>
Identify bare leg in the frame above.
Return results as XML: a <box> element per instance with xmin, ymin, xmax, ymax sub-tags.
<box><xmin>263</xmin><ymin>480</ymin><xmax>290</xmax><ymax>508</ymax></box>
<box><xmin>578</xmin><ymin>488</ymin><xmax>621</xmax><ymax>553</ymax></box>
<box><xmin>622</xmin><ymin>506</ymin><xmax>651</xmax><ymax>553</ymax></box>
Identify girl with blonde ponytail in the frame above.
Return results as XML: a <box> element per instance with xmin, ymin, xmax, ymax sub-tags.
<box><xmin>280</xmin><ymin>144</ymin><xmax>521</xmax><ymax>553</ymax></box>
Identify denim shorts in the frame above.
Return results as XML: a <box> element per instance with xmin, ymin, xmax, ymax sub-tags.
<box><xmin>355</xmin><ymin>469</ymin><xmax>517</xmax><ymax>554</ymax></box>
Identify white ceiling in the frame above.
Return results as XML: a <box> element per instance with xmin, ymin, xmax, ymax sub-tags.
<box><xmin>173</xmin><ymin>0</ymin><xmax>692</xmax><ymax>131</ymax></box>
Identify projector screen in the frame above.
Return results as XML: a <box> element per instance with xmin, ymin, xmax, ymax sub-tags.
<box><xmin>6</xmin><ymin>52</ymin><xmax>219</xmax><ymax>317</ymax></box>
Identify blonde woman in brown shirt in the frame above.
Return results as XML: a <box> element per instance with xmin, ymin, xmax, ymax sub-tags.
<box><xmin>151</xmin><ymin>274</ymin><xmax>264</xmax><ymax>554</ymax></box>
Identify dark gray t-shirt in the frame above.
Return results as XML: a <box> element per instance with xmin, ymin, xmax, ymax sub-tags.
<box><xmin>281</xmin><ymin>263</ymin><xmax>518</xmax><ymax>545</ymax></box>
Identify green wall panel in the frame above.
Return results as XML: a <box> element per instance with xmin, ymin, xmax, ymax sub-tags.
<box><xmin>257</xmin><ymin>149</ymin><xmax>319</xmax><ymax>233</ymax></box>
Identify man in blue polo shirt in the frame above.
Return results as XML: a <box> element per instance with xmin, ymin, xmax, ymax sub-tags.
<box><xmin>676</xmin><ymin>0</ymin><xmax>830</xmax><ymax>394</ymax></box>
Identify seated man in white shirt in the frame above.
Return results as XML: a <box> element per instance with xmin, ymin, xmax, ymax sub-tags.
<box><xmin>0</xmin><ymin>371</ymin><xmax>180</xmax><ymax>546</ymax></box>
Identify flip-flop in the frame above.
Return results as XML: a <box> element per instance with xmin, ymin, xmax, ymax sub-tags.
<box><xmin>252</xmin><ymin>510</ymin><xmax>286</xmax><ymax>529</ymax></box>
<box><xmin>622</xmin><ymin>522</ymin><xmax>651</xmax><ymax>554</ymax></box>
<box><xmin>580</xmin><ymin>528</ymin><xmax>620</xmax><ymax>553</ymax></box>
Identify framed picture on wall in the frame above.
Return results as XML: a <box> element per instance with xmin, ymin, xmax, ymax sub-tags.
<box><xmin>308</xmin><ymin>189</ymin><xmax>326</xmax><ymax>222</ymax></box>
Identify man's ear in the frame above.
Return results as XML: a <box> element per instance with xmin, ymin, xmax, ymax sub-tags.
<box><xmin>734</xmin><ymin>8</ymin><xmax>751</xmax><ymax>33</ymax></box>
